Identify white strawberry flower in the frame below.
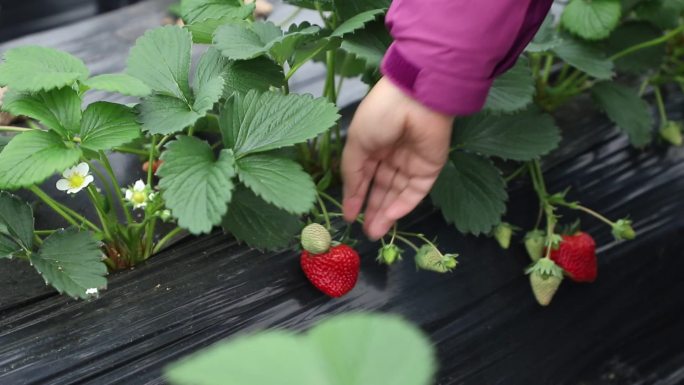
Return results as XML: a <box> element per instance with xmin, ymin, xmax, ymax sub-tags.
<box><xmin>56</xmin><ymin>162</ymin><xmax>94</xmax><ymax>194</ymax></box>
<box><xmin>125</xmin><ymin>180</ymin><xmax>153</xmax><ymax>209</ymax></box>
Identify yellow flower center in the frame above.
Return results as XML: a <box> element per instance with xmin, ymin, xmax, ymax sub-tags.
<box><xmin>68</xmin><ymin>174</ymin><xmax>85</xmax><ymax>189</ymax></box>
<box><xmin>132</xmin><ymin>191</ymin><xmax>147</xmax><ymax>204</ymax></box>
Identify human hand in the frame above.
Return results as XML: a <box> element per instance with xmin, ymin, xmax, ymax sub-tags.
<box><xmin>341</xmin><ymin>77</ymin><xmax>454</xmax><ymax>240</ymax></box>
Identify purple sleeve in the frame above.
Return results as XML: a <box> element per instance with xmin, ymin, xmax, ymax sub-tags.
<box><xmin>380</xmin><ymin>0</ymin><xmax>553</xmax><ymax>116</ymax></box>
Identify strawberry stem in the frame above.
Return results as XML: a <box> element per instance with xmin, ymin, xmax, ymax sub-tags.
<box><xmin>316</xmin><ymin>193</ymin><xmax>332</xmax><ymax>229</ymax></box>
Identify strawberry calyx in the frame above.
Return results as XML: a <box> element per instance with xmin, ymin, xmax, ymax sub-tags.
<box><xmin>415</xmin><ymin>244</ymin><xmax>458</xmax><ymax>273</ymax></box>
<box><xmin>377</xmin><ymin>244</ymin><xmax>403</xmax><ymax>265</ymax></box>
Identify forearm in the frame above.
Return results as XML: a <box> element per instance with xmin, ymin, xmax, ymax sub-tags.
<box><xmin>381</xmin><ymin>0</ymin><xmax>554</xmax><ymax>116</ymax></box>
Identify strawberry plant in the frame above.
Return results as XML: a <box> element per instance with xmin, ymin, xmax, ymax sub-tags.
<box><xmin>0</xmin><ymin>0</ymin><xmax>682</xmax><ymax>303</ymax></box>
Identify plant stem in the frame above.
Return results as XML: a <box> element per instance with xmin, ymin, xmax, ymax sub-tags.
<box><xmin>285</xmin><ymin>44</ymin><xmax>328</xmax><ymax>81</ymax></box>
<box><xmin>144</xmin><ymin>218</ymin><xmax>157</xmax><ymax>259</ymax></box>
<box><xmin>112</xmin><ymin>146</ymin><xmax>150</xmax><ymax>156</ymax></box>
<box><xmin>152</xmin><ymin>227</ymin><xmax>183</xmax><ymax>255</ymax></box>
<box><xmin>87</xmin><ymin>186</ymin><xmax>113</xmax><ymax>240</ymax></box>
<box><xmin>653</xmin><ymin>86</ymin><xmax>668</xmax><ymax>123</ymax></box>
<box><xmin>147</xmin><ymin>135</ymin><xmax>158</xmax><ymax>186</ymax></box>
<box><xmin>99</xmin><ymin>152</ymin><xmax>134</xmax><ymax>224</ymax></box>
<box><xmin>34</xmin><ymin>230</ymin><xmax>56</xmax><ymax>235</ymax></box>
<box><xmin>29</xmin><ymin>186</ymin><xmax>98</xmax><ymax>231</ymax></box>
<box><xmin>316</xmin><ymin>193</ymin><xmax>332</xmax><ymax>229</ymax></box>
<box><xmin>33</xmin><ymin>234</ymin><xmax>43</xmax><ymax>246</ymax></box>
<box><xmin>611</xmin><ymin>24</ymin><xmax>684</xmax><ymax>61</ymax></box>
<box><xmin>26</xmin><ymin>120</ymin><xmax>42</xmax><ymax>130</ymax></box>
<box><xmin>0</xmin><ymin>126</ymin><xmax>31</xmax><ymax>132</ymax></box>
<box><xmin>89</xmin><ymin>162</ymin><xmax>118</xmax><ymax>215</ymax></box>
<box><xmin>318</xmin><ymin>191</ymin><xmax>343</xmax><ymax>210</ymax></box>
<box><xmin>156</xmin><ymin>135</ymin><xmax>172</xmax><ymax>152</ymax></box>
<box><xmin>504</xmin><ymin>164</ymin><xmax>528</xmax><ymax>183</ymax></box>
<box><xmin>557</xmin><ymin>202</ymin><xmax>615</xmax><ymax>226</ymax></box>
<box><xmin>394</xmin><ymin>234</ymin><xmax>420</xmax><ymax>252</ymax></box>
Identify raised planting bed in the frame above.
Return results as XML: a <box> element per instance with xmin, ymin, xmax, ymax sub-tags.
<box><xmin>2</xmin><ymin>0</ymin><xmax>684</xmax><ymax>384</ymax></box>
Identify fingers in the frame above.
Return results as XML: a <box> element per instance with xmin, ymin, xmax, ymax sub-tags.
<box><xmin>385</xmin><ymin>179</ymin><xmax>432</xmax><ymax>221</ymax></box>
<box><xmin>365</xmin><ymin>169</ymin><xmax>410</xmax><ymax>240</ymax></box>
<box><xmin>363</xmin><ymin>163</ymin><xmax>397</xmax><ymax>236</ymax></box>
<box><xmin>341</xmin><ymin>138</ymin><xmax>377</xmax><ymax>223</ymax></box>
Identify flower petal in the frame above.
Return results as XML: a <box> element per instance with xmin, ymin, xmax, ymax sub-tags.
<box><xmin>83</xmin><ymin>175</ymin><xmax>95</xmax><ymax>188</ymax></box>
<box><xmin>56</xmin><ymin>179</ymin><xmax>71</xmax><ymax>191</ymax></box>
<box><xmin>67</xmin><ymin>187</ymin><xmax>83</xmax><ymax>194</ymax></box>
<box><xmin>134</xmin><ymin>180</ymin><xmax>146</xmax><ymax>192</ymax></box>
<box><xmin>125</xmin><ymin>190</ymin><xmax>133</xmax><ymax>200</ymax></box>
<box><xmin>62</xmin><ymin>166</ymin><xmax>76</xmax><ymax>178</ymax></box>
<box><xmin>75</xmin><ymin>162</ymin><xmax>90</xmax><ymax>176</ymax></box>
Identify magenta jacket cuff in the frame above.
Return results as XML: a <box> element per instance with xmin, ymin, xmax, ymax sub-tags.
<box><xmin>380</xmin><ymin>0</ymin><xmax>554</xmax><ymax>116</ymax></box>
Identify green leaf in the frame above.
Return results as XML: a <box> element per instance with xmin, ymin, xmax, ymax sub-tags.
<box><xmin>192</xmin><ymin>48</ymin><xmax>226</xmax><ymax>114</ymax></box>
<box><xmin>2</xmin><ymin>88</ymin><xmax>82</xmax><ymax>138</ymax></box>
<box><xmin>431</xmin><ymin>152</ymin><xmax>507</xmax><ymax>235</ymax></box>
<box><xmin>167</xmin><ymin>332</ymin><xmax>330</xmax><ymax>385</ymax></box>
<box><xmin>0</xmin><ymin>233</ymin><xmax>22</xmax><ymax>259</ymax></box>
<box><xmin>635</xmin><ymin>0</ymin><xmax>682</xmax><ymax>29</ymax></box>
<box><xmin>83</xmin><ymin>74</ymin><xmax>152</xmax><ymax>97</ymax></box>
<box><xmin>591</xmin><ymin>81</ymin><xmax>653</xmax><ymax>147</ymax></box>
<box><xmin>308</xmin><ymin>313</ymin><xmax>436</xmax><ymax>385</ymax></box>
<box><xmin>269</xmin><ymin>23</ymin><xmax>321</xmax><ymax>65</ymax></box>
<box><xmin>330</xmin><ymin>9</ymin><xmax>385</xmax><ymax>38</ymax></box>
<box><xmin>159</xmin><ymin>136</ymin><xmax>236</xmax><ymax>234</ymax></box>
<box><xmin>526</xmin><ymin>15</ymin><xmax>563</xmax><ymax>53</ymax></box>
<box><xmin>0</xmin><ymin>135</ymin><xmax>10</xmax><ymax>153</ymax></box>
<box><xmin>214</xmin><ymin>21</ymin><xmax>319</xmax><ymax>64</ymax></box>
<box><xmin>224</xmin><ymin>57</ymin><xmax>285</xmax><ymax>95</ymax></box>
<box><xmin>340</xmin><ymin>19</ymin><xmax>391</xmax><ymax>70</ymax></box>
<box><xmin>137</xmin><ymin>94</ymin><xmax>201</xmax><ymax>135</ymax></box>
<box><xmin>0</xmin><ymin>191</ymin><xmax>34</xmax><ymax>250</ymax></box>
<box><xmin>236</xmin><ymin>155</ymin><xmax>316</xmax><ymax>214</ymax></box>
<box><xmin>0</xmin><ymin>130</ymin><xmax>81</xmax><ymax>190</ymax></box>
<box><xmin>30</xmin><ymin>228</ymin><xmax>107</xmax><ymax>299</ymax></box>
<box><xmin>222</xmin><ymin>186</ymin><xmax>302</xmax><ymax>250</ymax></box>
<box><xmin>222</xmin><ymin>90</ymin><xmax>339</xmax><ymax>156</ymax></box>
<box><xmin>283</xmin><ymin>0</ymin><xmax>333</xmax><ymax>11</ymax></box>
<box><xmin>553</xmin><ymin>36</ymin><xmax>614</xmax><ymax>79</ymax></box>
<box><xmin>186</xmin><ymin>16</ymin><xmax>237</xmax><ymax>44</ymax></box>
<box><xmin>605</xmin><ymin>22</ymin><xmax>665</xmax><ymax>75</ymax></box>
<box><xmin>214</xmin><ymin>21</ymin><xmax>283</xmax><ymax>60</ymax></box>
<box><xmin>79</xmin><ymin>102</ymin><xmax>141</xmax><ymax>151</ymax></box>
<box><xmin>127</xmin><ymin>26</ymin><xmax>193</xmax><ymax>102</ymax></box>
<box><xmin>0</xmin><ymin>46</ymin><xmax>89</xmax><ymax>92</ymax></box>
<box><xmin>453</xmin><ymin>109</ymin><xmax>561</xmax><ymax>161</ymax></box>
<box><xmin>561</xmin><ymin>0</ymin><xmax>622</xmax><ymax>41</ymax></box>
<box><xmin>335</xmin><ymin>0</ymin><xmax>390</xmax><ymax>21</ymax></box>
<box><xmin>484</xmin><ymin>57</ymin><xmax>535</xmax><ymax>113</ymax></box>
<box><xmin>165</xmin><ymin>313</ymin><xmax>436</xmax><ymax>385</ymax></box>
<box><xmin>181</xmin><ymin>0</ymin><xmax>254</xmax><ymax>24</ymax></box>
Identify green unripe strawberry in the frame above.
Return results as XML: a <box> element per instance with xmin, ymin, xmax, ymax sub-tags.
<box><xmin>300</xmin><ymin>223</ymin><xmax>332</xmax><ymax>254</ymax></box>
<box><xmin>524</xmin><ymin>230</ymin><xmax>545</xmax><ymax>262</ymax></box>
<box><xmin>529</xmin><ymin>272</ymin><xmax>562</xmax><ymax>306</ymax></box>
<box><xmin>493</xmin><ymin>222</ymin><xmax>514</xmax><ymax>249</ymax></box>
<box><xmin>415</xmin><ymin>244</ymin><xmax>458</xmax><ymax>273</ymax></box>
<box><xmin>526</xmin><ymin>258</ymin><xmax>564</xmax><ymax>306</ymax></box>
<box><xmin>611</xmin><ymin>219</ymin><xmax>636</xmax><ymax>241</ymax></box>
<box><xmin>377</xmin><ymin>244</ymin><xmax>403</xmax><ymax>265</ymax></box>
<box><xmin>660</xmin><ymin>121</ymin><xmax>683</xmax><ymax>146</ymax></box>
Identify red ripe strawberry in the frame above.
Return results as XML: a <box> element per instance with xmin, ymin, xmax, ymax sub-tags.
<box><xmin>549</xmin><ymin>232</ymin><xmax>597</xmax><ymax>283</ymax></box>
<box><xmin>300</xmin><ymin>244</ymin><xmax>360</xmax><ymax>298</ymax></box>
<box><xmin>142</xmin><ymin>160</ymin><xmax>164</xmax><ymax>175</ymax></box>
